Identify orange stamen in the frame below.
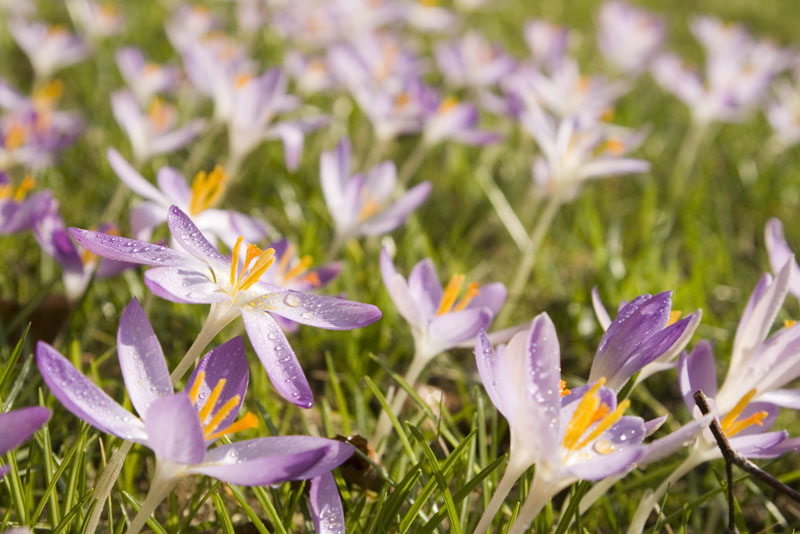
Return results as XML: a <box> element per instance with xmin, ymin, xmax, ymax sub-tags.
<box><xmin>725</xmin><ymin>411</ymin><xmax>768</xmax><ymax>437</ymax></box>
<box><xmin>205</xmin><ymin>412</ymin><xmax>259</xmax><ymax>440</ymax></box>
<box><xmin>189</xmin><ymin>165</ymin><xmax>227</xmax><ymax>216</ymax></box>
<box><xmin>438</xmin><ymin>97</ymin><xmax>459</xmax><ymax>115</ymax></box>
<box><xmin>453</xmin><ymin>282</ymin><xmax>480</xmax><ymax>311</ymax></box>
<box><xmin>560</xmin><ymin>380</ymin><xmax>571</xmax><ymax>397</ymax></box>
<box><xmin>203</xmin><ymin>394</ymin><xmax>241</xmax><ymax>437</ymax></box>
<box><xmin>563</xmin><ymin>378</ymin><xmax>605</xmax><ymax>450</ymax></box>
<box><xmin>198</xmin><ymin>378</ymin><xmax>227</xmax><ymax>423</ymax></box>
<box><xmin>437</xmin><ymin>274</ymin><xmax>465</xmax><ymax>316</ymax></box>
<box><xmin>720</xmin><ymin>388</ymin><xmax>757</xmax><ymax>431</ymax></box>
<box><xmin>187</xmin><ymin>370</ymin><xmax>206</xmax><ymax>405</ymax></box>
<box><xmin>575</xmin><ymin>399</ymin><xmax>630</xmax><ymax>450</ymax></box>
<box><xmin>667</xmin><ymin>310</ymin><xmax>682</xmax><ymax>326</ymax></box>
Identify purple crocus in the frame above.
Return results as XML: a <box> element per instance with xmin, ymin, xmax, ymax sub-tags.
<box><xmin>422</xmin><ymin>95</ymin><xmax>502</xmax><ymax>147</ymax></box>
<box><xmin>474</xmin><ymin>315</ymin><xmax>646</xmax><ymax>534</ymax></box>
<box><xmin>765</xmin><ymin>217</ymin><xmax>800</xmax><ymax>299</ymax></box>
<box><xmin>67</xmin><ymin>0</ymin><xmax>123</xmax><ymax>41</ymax></box>
<box><xmin>589</xmin><ymin>290</ymin><xmax>701</xmax><ymax>390</ymax></box>
<box><xmin>36</xmin><ymin>299</ymin><xmax>352</xmax><ymax>534</ymax></box>
<box><xmin>320</xmin><ymin>138</ymin><xmax>431</xmax><ymax>246</ymax></box>
<box><xmin>7</xmin><ymin>18</ymin><xmax>89</xmax><ymax>80</ymax></box>
<box><xmin>597</xmin><ymin>1</ymin><xmax>666</xmax><ymax>75</ymax></box>
<box><xmin>115</xmin><ymin>47</ymin><xmax>179</xmax><ymax>104</ymax></box>
<box><xmin>0</xmin><ymin>174</ymin><xmax>53</xmax><ymax>235</ymax></box>
<box><xmin>434</xmin><ymin>31</ymin><xmax>516</xmax><ymax>89</ymax></box>
<box><xmin>111</xmin><ymin>90</ymin><xmax>206</xmax><ymax>165</ymax></box>
<box><xmin>0</xmin><ymin>406</ymin><xmax>51</xmax><ymax>479</ymax></box>
<box><xmin>107</xmin><ymin>147</ymin><xmax>267</xmax><ymax>247</ymax></box>
<box><xmin>69</xmin><ymin>206</ymin><xmax>382</xmax><ymax>408</ymax></box>
<box><xmin>523</xmin><ymin>19</ymin><xmax>571</xmax><ymax>72</ymax></box>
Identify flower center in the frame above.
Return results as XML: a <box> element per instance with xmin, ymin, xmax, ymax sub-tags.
<box><xmin>562</xmin><ymin>378</ymin><xmax>630</xmax><ymax>453</ymax></box>
<box><xmin>357</xmin><ymin>189</ymin><xmax>383</xmax><ymax>222</ymax></box>
<box><xmin>33</xmin><ymin>80</ymin><xmax>63</xmax><ymax>111</ymax></box>
<box><xmin>229</xmin><ymin>236</ymin><xmax>276</xmax><ymax>294</ymax></box>
<box><xmin>720</xmin><ymin>388</ymin><xmax>768</xmax><ymax>437</ymax></box>
<box><xmin>147</xmin><ymin>97</ymin><xmax>174</xmax><ymax>132</ymax></box>
<box><xmin>437</xmin><ymin>97</ymin><xmax>459</xmax><ymax>115</ymax></box>
<box><xmin>4</xmin><ymin>121</ymin><xmax>27</xmax><ymax>150</ymax></box>
<box><xmin>436</xmin><ymin>274</ymin><xmax>480</xmax><ymax>316</ymax></box>
<box><xmin>560</xmin><ymin>379</ymin><xmax>571</xmax><ymax>397</ymax></box>
<box><xmin>189</xmin><ymin>165</ymin><xmax>227</xmax><ymax>216</ymax></box>
<box><xmin>188</xmin><ymin>370</ymin><xmax>258</xmax><ymax>440</ymax></box>
<box><xmin>0</xmin><ymin>175</ymin><xmax>34</xmax><ymax>201</ymax></box>
<box><xmin>235</xmin><ymin>73</ymin><xmax>253</xmax><ymax>88</ymax></box>
<box><xmin>275</xmin><ymin>244</ymin><xmax>320</xmax><ymax>287</ymax></box>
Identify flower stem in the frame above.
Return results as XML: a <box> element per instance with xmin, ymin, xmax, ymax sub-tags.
<box><xmin>169</xmin><ymin>305</ymin><xmax>235</xmax><ymax>384</ymax></box>
<box><xmin>124</xmin><ymin>462</ymin><xmax>180</xmax><ymax>534</ymax></box>
<box><xmin>668</xmin><ymin>119</ymin><xmax>708</xmax><ymax>201</ymax></box>
<box><xmin>374</xmin><ymin>348</ymin><xmax>430</xmax><ymax>449</ymax></box>
<box><xmin>397</xmin><ymin>140</ymin><xmax>429</xmax><ymax>186</ymax></box>
<box><xmin>508</xmin><ymin>475</ymin><xmax>560</xmax><ymax>534</ymax></box>
<box><xmin>626</xmin><ymin>447</ymin><xmax>707</xmax><ymax>534</ymax></box>
<box><xmin>474</xmin><ymin>457</ymin><xmax>529</xmax><ymax>534</ymax></box>
<box><xmin>498</xmin><ymin>195</ymin><xmax>562</xmax><ymax>327</ymax></box>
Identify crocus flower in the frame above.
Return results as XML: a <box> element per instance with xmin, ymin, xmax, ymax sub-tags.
<box><xmin>67</xmin><ymin>0</ymin><xmax>123</xmax><ymax>41</ymax></box>
<box><xmin>285</xmin><ymin>51</ymin><xmax>336</xmax><ymax>95</ymax></box>
<box><xmin>764</xmin><ymin>71</ymin><xmax>800</xmax><ymax>153</ymax></box>
<box><xmin>474</xmin><ymin>315</ymin><xmax>646</xmax><ymax>534</ymax></box>
<box><xmin>589</xmin><ymin>290</ymin><xmax>701</xmax><ymax>389</ymax></box>
<box><xmin>380</xmin><ymin>248</ymin><xmax>505</xmax><ymax>362</ymax></box>
<box><xmin>0</xmin><ymin>174</ymin><xmax>53</xmax><ymax>235</ymax></box>
<box><xmin>7</xmin><ymin>19</ymin><xmax>89</xmax><ymax>80</ymax></box>
<box><xmin>628</xmin><ymin>260</ymin><xmax>800</xmax><ymax>534</ymax></box>
<box><xmin>115</xmin><ymin>47</ymin><xmax>179</xmax><ymax>104</ymax></box>
<box><xmin>107</xmin><ymin>148</ymin><xmax>267</xmax><ymax>247</ymax></box>
<box><xmin>765</xmin><ymin>217</ymin><xmax>800</xmax><ymax>299</ymax></box>
<box><xmin>523</xmin><ymin>19</ymin><xmax>571</xmax><ymax>72</ymax></box>
<box><xmin>36</xmin><ymin>299</ymin><xmax>352</xmax><ymax>534</ymax></box>
<box><xmin>401</xmin><ymin>0</ymin><xmax>458</xmax><ymax>33</ymax></box>
<box><xmin>69</xmin><ymin>206</ymin><xmax>382</xmax><ymax>408</ymax></box>
<box><xmin>435</xmin><ymin>31</ymin><xmax>516</xmax><ymax>89</ymax></box>
<box><xmin>0</xmin><ymin>406</ymin><xmax>51</xmax><ymax>479</ymax></box>
<box><xmin>597</xmin><ymin>1</ymin><xmax>666</xmax><ymax>75</ymax></box>
<box><xmin>422</xmin><ymin>95</ymin><xmax>502</xmax><ymax>147</ymax></box>
<box><xmin>165</xmin><ymin>4</ymin><xmax>219</xmax><ymax>52</ymax></box>
<box><xmin>320</xmin><ymin>138</ymin><xmax>431</xmax><ymax>245</ymax></box>
<box><xmin>111</xmin><ymin>91</ymin><xmax>206</xmax><ymax>165</ymax></box>
<box><xmin>34</xmin><ymin>205</ymin><xmax>134</xmax><ymax>301</ymax></box>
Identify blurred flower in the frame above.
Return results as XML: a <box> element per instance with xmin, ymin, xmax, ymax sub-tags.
<box><xmin>652</xmin><ymin>16</ymin><xmax>789</xmax><ymax>125</ymax></box>
<box><xmin>435</xmin><ymin>31</ymin><xmax>516</xmax><ymax>89</ymax></box>
<box><xmin>765</xmin><ymin>70</ymin><xmax>800</xmax><ymax>152</ymax></box>
<box><xmin>0</xmin><ymin>174</ymin><xmax>53</xmax><ymax>235</ymax></box>
<box><xmin>67</xmin><ymin>0</ymin><xmax>123</xmax><ymax>41</ymax></box>
<box><xmin>590</xmin><ymin>290</ymin><xmax>701</xmax><ymax>389</ymax></box>
<box><xmin>165</xmin><ymin>4</ymin><xmax>219</xmax><ymax>52</ymax></box>
<box><xmin>422</xmin><ymin>95</ymin><xmax>502</xmax><ymax>146</ymax></box>
<box><xmin>115</xmin><ymin>47</ymin><xmax>180</xmax><ymax>104</ymax></box>
<box><xmin>523</xmin><ymin>19</ymin><xmax>571</xmax><ymax>72</ymax></box>
<box><xmin>34</xmin><ymin>205</ymin><xmax>134</xmax><ymax>301</ymax></box>
<box><xmin>597</xmin><ymin>1</ymin><xmax>666</xmax><ymax>74</ymax></box>
<box><xmin>474</xmin><ymin>315</ymin><xmax>645</xmax><ymax>534</ymax></box>
<box><xmin>8</xmin><ymin>19</ymin><xmax>89</xmax><ymax>80</ymax></box>
<box><xmin>107</xmin><ymin>148</ymin><xmax>267</xmax><ymax>247</ymax></box>
<box><xmin>0</xmin><ymin>406</ymin><xmax>51</xmax><ymax>479</ymax></box>
<box><xmin>285</xmin><ymin>52</ymin><xmax>336</xmax><ymax>95</ymax></box>
<box><xmin>320</xmin><ymin>138</ymin><xmax>431</xmax><ymax>243</ymax></box>
<box><xmin>380</xmin><ymin>248</ymin><xmax>505</xmax><ymax>361</ymax></box>
<box><xmin>111</xmin><ymin>91</ymin><xmax>206</xmax><ymax>165</ymax></box>
<box><xmin>401</xmin><ymin>0</ymin><xmax>458</xmax><ymax>33</ymax></box>
<box><xmin>36</xmin><ymin>300</ymin><xmax>352</xmax><ymax>534</ymax></box>
<box><xmin>70</xmin><ymin>206</ymin><xmax>382</xmax><ymax>408</ymax></box>
<box><xmin>765</xmin><ymin>218</ymin><xmax>800</xmax><ymax>299</ymax></box>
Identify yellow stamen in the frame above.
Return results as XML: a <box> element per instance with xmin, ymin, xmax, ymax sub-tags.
<box><xmin>600</xmin><ymin>108</ymin><xmax>614</xmax><ymax>122</ymax></box>
<box><xmin>13</xmin><ymin>175</ymin><xmax>35</xmax><ymax>202</ymax></box>
<box><xmin>205</xmin><ymin>411</ymin><xmax>259</xmax><ymax>441</ymax></box>
<box><xmin>237</xmin><ymin>247</ymin><xmax>276</xmax><ymax>291</ymax></box>
<box><xmin>276</xmin><ymin>244</ymin><xmax>295</xmax><ymax>276</ymax></box>
<box><xmin>147</xmin><ymin>97</ymin><xmax>172</xmax><ymax>132</ymax></box>
<box><xmin>302</xmin><ymin>272</ymin><xmax>322</xmax><ymax>287</ymax></box>
<box><xmin>785</xmin><ymin>319</ymin><xmax>797</xmax><ymax>329</ymax></box>
<box><xmin>563</xmin><ymin>378</ymin><xmax>606</xmax><ymax>450</ymax></box>
<box><xmin>198</xmin><ymin>378</ymin><xmax>227</xmax><ymax>423</ymax></box>
<box><xmin>33</xmin><ymin>80</ymin><xmax>63</xmax><ymax>109</ymax></box>
<box><xmin>720</xmin><ymin>388</ymin><xmax>757</xmax><ymax>431</ymax></box>
<box><xmin>189</xmin><ymin>165</ymin><xmax>227</xmax><ymax>216</ymax></box>
<box><xmin>357</xmin><ymin>197</ymin><xmax>382</xmax><ymax>222</ymax></box>
<box><xmin>394</xmin><ymin>92</ymin><xmax>410</xmax><ymax>109</ymax></box>
<box><xmin>725</xmin><ymin>411</ymin><xmax>768</xmax><ymax>437</ymax></box>
<box><xmin>438</xmin><ymin>97</ymin><xmax>459</xmax><ymax>115</ymax></box>
<box><xmin>419</xmin><ymin>0</ymin><xmax>437</xmax><ymax>6</ymax></box>
<box><xmin>5</xmin><ymin>122</ymin><xmax>26</xmax><ymax>150</ymax></box>
<box><xmin>602</xmin><ymin>139</ymin><xmax>625</xmax><ymax>156</ymax></box>
<box><xmin>230</xmin><ymin>236</ymin><xmax>244</xmax><ymax>286</ymax></box>
<box><xmin>100</xmin><ymin>3</ymin><xmax>119</xmax><ymax>18</ymax></box>
<box><xmin>187</xmin><ymin>370</ymin><xmax>206</xmax><ymax>405</ymax></box>
<box><xmin>144</xmin><ymin>62</ymin><xmax>161</xmax><ymax>75</ymax></box>
<box><xmin>577</xmin><ymin>76</ymin><xmax>592</xmax><ymax>93</ymax></box>
<box><xmin>48</xmin><ymin>25</ymin><xmax>67</xmax><ymax>36</ymax></box>
<box><xmin>667</xmin><ymin>310</ymin><xmax>682</xmax><ymax>326</ymax></box>
<box><xmin>454</xmin><ymin>282</ymin><xmax>480</xmax><ymax>311</ymax></box>
<box><xmin>235</xmin><ymin>73</ymin><xmax>253</xmax><ymax>88</ymax></box>
<box><xmin>284</xmin><ymin>255</ymin><xmax>313</xmax><ymax>283</ymax></box>
<box><xmin>203</xmin><ymin>394</ymin><xmax>241</xmax><ymax>437</ymax></box>
<box><xmin>575</xmin><ymin>399</ymin><xmax>630</xmax><ymax>450</ymax></box>
<box><xmin>560</xmin><ymin>379</ymin><xmax>571</xmax><ymax>397</ymax></box>
<box><xmin>437</xmin><ymin>274</ymin><xmax>465</xmax><ymax>316</ymax></box>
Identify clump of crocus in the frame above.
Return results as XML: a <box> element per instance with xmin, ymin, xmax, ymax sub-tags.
<box><xmin>597</xmin><ymin>1</ymin><xmax>666</xmax><ymax>75</ymax></box>
<box><xmin>70</xmin><ymin>206</ymin><xmax>381</xmax><ymax>407</ymax></box>
<box><xmin>7</xmin><ymin>18</ymin><xmax>88</xmax><ymax>80</ymax></box>
<box><xmin>115</xmin><ymin>47</ymin><xmax>179</xmax><ymax>104</ymax></box>
<box><xmin>37</xmin><ymin>299</ymin><xmax>353</xmax><ymax>534</ymax></box>
<box><xmin>0</xmin><ymin>406</ymin><xmax>51</xmax><ymax>479</ymax></box>
<box><xmin>0</xmin><ymin>174</ymin><xmax>53</xmax><ymax>235</ymax></box>
<box><xmin>474</xmin><ymin>314</ymin><xmax>646</xmax><ymax>534</ymax></box>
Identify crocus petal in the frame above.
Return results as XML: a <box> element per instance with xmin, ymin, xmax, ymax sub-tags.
<box><xmin>729</xmin><ymin>430</ymin><xmax>788</xmax><ymax>459</ymax></box>
<box><xmin>130</xmin><ymin>201</ymin><xmax>167</xmax><ymax>241</ymax></box>
<box><xmin>310</xmin><ymin>472</ymin><xmax>346</xmax><ymax>534</ymax></box>
<box><xmin>242</xmin><ymin>309</ymin><xmax>314</xmax><ymax>408</ymax></box>
<box><xmin>107</xmin><ymin>148</ymin><xmax>167</xmax><ymax>204</ymax></box>
<box><xmin>592</xmin><ymin>287</ymin><xmax>612</xmax><ymax>331</ymax></box>
<box><xmin>639</xmin><ymin>416</ymin><xmax>712</xmax><ymax>466</ymax></box>
<box><xmin>195</xmin><ymin>209</ymin><xmax>268</xmax><ymax>248</ymax></box>
<box><xmin>250</xmin><ymin>291</ymin><xmax>382</xmax><ymax>330</ymax></box>
<box><xmin>144</xmin><ymin>266</ymin><xmax>228</xmax><ymax>304</ymax></box>
<box><xmin>166</xmin><ymin>205</ymin><xmax>228</xmax><ymax>268</ymax></box>
<box><xmin>0</xmin><ymin>406</ymin><xmax>51</xmax><ymax>455</ymax></box>
<box><xmin>468</xmin><ymin>282</ymin><xmax>506</xmax><ymax>315</ymax></box>
<box><xmin>191</xmin><ymin>436</ymin><xmax>354</xmax><ymax>485</ymax></box>
<box><xmin>644</xmin><ymin>415</ymin><xmax>668</xmax><ymax>437</ymax></box>
<box><xmin>386</xmin><ymin>274</ymin><xmax>425</xmax><ymax>329</ymax></box>
<box><xmin>678</xmin><ymin>341</ymin><xmax>718</xmax><ymax>414</ymax></box>
<box><xmin>157</xmin><ymin>167</ymin><xmax>192</xmax><ymax>205</ymax></box>
<box><xmin>359</xmin><ymin>181</ymin><xmax>432</xmax><ymax>236</ymax></box>
<box><xmin>518</xmin><ymin>314</ymin><xmax>562</xmax><ymax>446</ymax></box>
<box><xmin>765</xmin><ymin>218</ymin><xmax>800</xmax><ymax>298</ymax></box>
<box><xmin>475</xmin><ymin>330</ymin><xmax>512</xmax><ymax>420</ymax></box>
<box><xmin>428</xmin><ymin>307</ymin><xmax>492</xmax><ymax>348</ymax></box>
<box><xmin>36</xmin><ymin>342</ymin><xmax>148</xmax><ymax>443</ymax></box>
<box><xmin>144</xmin><ymin>393</ymin><xmax>206</xmax><ymax>464</ymax></box>
<box><xmin>407</xmin><ymin>257</ymin><xmax>443</xmax><ymax>318</ymax></box>
<box><xmin>734</xmin><ymin>402</ymin><xmax>779</xmax><ymax>437</ymax></box>
<box><xmin>568</xmin><ymin>446</ymin><xmax>643</xmax><ymax>480</ymax></box>
<box><xmin>759</xmin><ymin>388</ymin><xmax>800</xmax><ymax>409</ymax></box>
<box><xmin>69</xmin><ymin>228</ymin><xmax>190</xmax><ymax>267</ymax></box>
<box><xmin>320</xmin><ymin>139</ymin><xmax>350</xmax><ymax>217</ymax></box>
<box><xmin>185</xmin><ymin>337</ymin><xmax>249</xmax><ymax>434</ymax></box>
<box><xmin>149</xmin><ymin>119</ymin><xmax>207</xmax><ymax>157</ymax></box>
<box><xmin>117</xmin><ymin>299</ymin><xmax>172</xmax><ymax>417</ymax></box>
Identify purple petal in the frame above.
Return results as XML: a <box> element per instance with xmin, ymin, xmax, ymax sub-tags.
<box><xmin>192</xmin><ymin>436</ymin><xmax>354</xmax><ymax>485</ymax></box>
<box><xmin>475</xmin><ymin>330</ymin><xmax>510</xmax><ymax>420</ymax></box>
<box><xmin>408</xmin><ymin>258</ymin><xmax>443</xmax><ymax>318</ymax></box>
<box><xmin>468</xmin><ymin>282</ymin><xmax>506</xmax><ymax>315</ymax></box>
<box><xmin>195</xmin><ymin>209</ymin><xmax>268</xmax><ymax>248</ymax></box>
<box><xmin>36</xmin><ymin>342</ymin><xmax>148</xmax><ymax>442</ymax></box>
<box><xmin>734</xmin><ymin>402</ymin><xmax>780</xmax><ymax>437</ymax></box>
<box><xmin>144</xmin><ymin>393</ymin><xmax>206</xmax><ymax>464</ymax></box>
<box><xmin>644</xmin><ymin>415</ymin><xmax>668</xmax><ymax>437</ymax></box>
<box><xmin>117</xmin><ymin>299</ymin><xmax>172</xmax><ymax>417</ymax></box>
<box><xmin>69</xmin><ymin>228</ymin><xmax>190</xmax><ymax>267</ymax></box>
<box><xmin>359</xmin><ymin>181</ymin><xmax>432</xmax><ymax>236</ymax></box>
<box><xmin>730</xmin><ymin>430</ymin><xmax>788</xmax><ymax>459</ymax></box>
<box><xmin>760</xmin><ymin>388</ymin><xmax>800</xmax><ymax>409</ymax></box>
<box><xmin>320</xmin><ymin>138</ymin><xmax>351</xmax><ymax>215</ymax></box>
<box><xmin>130</xmin><ymin>201</ymin><xmax>167</xmax><ymax>241</ymax></box>
<box><xmin>429</xmin><ymin>308</ymin><xmax>492</xmax><ymax>348</ymax></box>
<box><xmin>166</xmin><ymin>205</ymin><xmax>228</xmax><ymax>268</ymax></box>
<box><xmin>250</xmin><ymin>291</ymin><xmax>381</xmax><ymax>330</ymax></box>
<box><xmin>107</xmin><ymin>148</ymin><xmax>166</xmax><ymax>203</ymax></box>
<box><xmin>0</xmin><ymin>406</ymin><xmax>51</xmax><ymax>455</ymax></box>
<box><xmin>678</xmin><ymin>341</ymin><xmax>718</xmax><ymax>414</ymax></box>
<box><xmin>640</xmin><ymin>417</ymin><xmax>711</xmax><ymax>466</ymax></box>
<box><xmin>242</xmin><ymin>309</ymin><xmax>314</xmax><ymax>408</ymax></box>
<box><xmin>185</xmin><ymin>337</ymin><xmax>248</xmax><ymax>434</ymax></box>
<box><xmin>385</xmin><ymin>273</ymin><xmax>424</xmax><ymax>329</ymax></box>
<box><xmin>591</xmin><ymin>287</ymin><xmax>612</xmax><ymax>331</ymax></box>
<box><xmin>765</xmin><ymin>218</ymin><xmax>800</xmax><ymax>299</ymax></box>
<box><xmin>310</xmin><ymin>472</ymin><xmax>345</xmax><ymax>534</ymax></box>
<box><xmin>144</xmin><ymin>266</ymin><xmax>229</xmax><ymax>304</ymax></box>
<box><xmin>520</xmin><ymin>314</ymin><xmax>562</xmax><ymax>443</ymax></box>
<box><xmin>157</xmin><ymin>167</ymin><xmax>192</xmax><ymax>205</ymax></box>
<box><xmin>568</xmin><ymin>446</ymin><xmax>643</xmax><ymax>480</ymax></box>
